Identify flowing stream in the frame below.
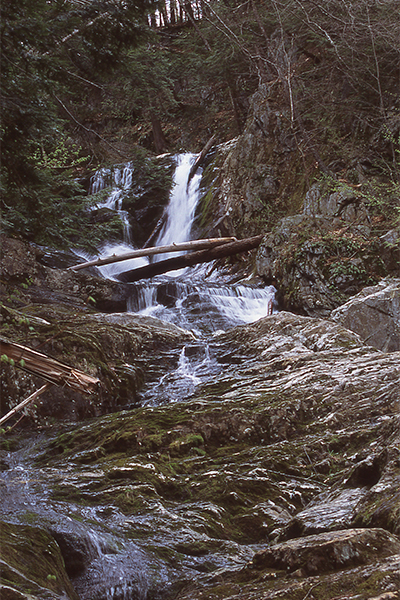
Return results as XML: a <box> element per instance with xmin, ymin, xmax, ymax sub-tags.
<box><xmin>90</xmin><ymin>152</ymin><xmax>275</xmax><ymax>404</ymax></box>
<box><xmin>1</xmin><ymin>153</ymin><xmax>276</xmax><ymax>600</ymax></box>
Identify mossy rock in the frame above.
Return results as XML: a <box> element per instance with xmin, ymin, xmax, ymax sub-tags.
<box><xmin>0</xmin><ymin>521</ymin><xmax>78</xmax><ymax>600</ymax></box>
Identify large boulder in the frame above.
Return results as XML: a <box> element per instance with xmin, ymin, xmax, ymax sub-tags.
<box><xmin>331</xmin><ymin>278</ymin><xmax>400</xmax><ymax>351</ymax></box>
<box><xmin>256</xmin><ymin>180</ymin><xmax>400</xmax><ymax>316</ymax></box>
<box><xmin>250</xmin><ymin>528</ymin><xmax>400</xmax><ymax>576</ymax></box>
<box><xmin>0</xmin><ymin>234</ymin><xmax>133</xmax><ymax>312</ymax></box>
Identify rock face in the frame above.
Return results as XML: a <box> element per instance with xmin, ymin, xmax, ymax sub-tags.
<box><xmin>251</xmin><ymin>528</ymin><xmax>400</xmax><ymax>575</ymax></box>
<box><xmin>256</xmin><ymin>185</ymin><xmax>400</xmax><ymax>316</ymax></box>
<box><xmin>0</xmin><ymin>521</ymin><xmax>79</xmax><ymax>600</ymax></box>
<box><xmin>2</xmin><ymin>307</ymin><xmax>399</xmax><ymax>599</ymax></box>
<box><xmin>0</xmin><ymin>234</ymin><xmax>133</xmax><ymax>312</ymax></box>
<box><xmin>331</xmin><ymin>278</ymin><xmax>400</xmax><ymax>352</ymax></box>
<box><xmin>198</xmin><ymin>84</ymin><xmax>299</xmax><ymax>240</ymax></box>
<box><xmin>199</xmin><ymin>82</ymin><xmax>399</xmax><ymax>318</ymax></box>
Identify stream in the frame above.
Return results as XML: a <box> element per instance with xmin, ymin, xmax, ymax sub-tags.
<box><xmin>0</xmin><ymin>153</ymin><xmax>276</xmax><ymax>599</ymax></box>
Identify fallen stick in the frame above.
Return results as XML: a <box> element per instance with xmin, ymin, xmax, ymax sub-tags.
<box><xmin>0</xmin><ymin>383</ymin><xmax>51</xmax><ymax>428</ymax></box>
<box><xmin>117</xmin><ymin>235</ymin><xmax>263</xmax><ymax>283</ymax></box>
<box><xmin>187</xmin><ymin>134</ymin><xmax>216</xmax><ymax>184</ymax></box>
<box><xmin>68</xmin><ymin>237</ymin><xmax>237</xmax><ymax>271</ymax></box>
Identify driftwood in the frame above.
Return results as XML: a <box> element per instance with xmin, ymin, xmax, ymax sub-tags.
<box><xmin>0</xmin><ymin>383</ymin><xmax>51</xmax><ymax>427</ymax></box>
<box><xmin>68</xmin><ymin>237</ymin><xmax>236</xmax><ymax>272</ymax></box>
<box><xmin>0</xmin><ymin>339</ymin><xmax>100</xmax><ymax>394</ymax></box>
<box><xmin>188</xmin><ymin>135</ymin><xmax>216</xmax><ymax>184</ymax></box>
<box><xmin>117</xmin><ymin>235</ymin><xmax>263</xmax><ymax>283</ymax></box>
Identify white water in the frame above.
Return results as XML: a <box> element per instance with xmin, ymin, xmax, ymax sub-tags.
<box><xmin>155</xmin><ymin>154</ymin><xmax>203</xmax><ymax>253</ymax></box>
<box><xmin>87</xmin><ymin>164</ymin><xmax>149</xmax><ymax>279</ymax></box>
<box><xmin>87</xmin><ymin>152</ymin><xmax>276</xmax><ymax>328</ymax></box>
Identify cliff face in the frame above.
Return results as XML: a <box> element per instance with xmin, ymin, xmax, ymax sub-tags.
<box><xmin>199</xmin><ymin>83</ymin><xmax>306</xmax><ymax>240</ymax></box>
<box><xmin>199</xmin><ymin>79</ymin><xmax>400</xmax><ymax>315</ymax></box>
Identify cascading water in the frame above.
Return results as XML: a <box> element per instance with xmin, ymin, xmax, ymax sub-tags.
<box><xmin>89</xmin><ymin>151</ymin><xmax>276</xmax><ymax>407</ymax></box>
<box><xmin>87</xmin><ymin>164</ymin><xmax>149</xmax><ymax>280</ymax></box>
<box><xmin>155</xmin><ymin>154</ymin><xmax>202</xmax><ymax>252</ymax></box>
<box><xmin>0</xmin><ymin>152</ymin><xmax>276</xmax><ymax>600</ymax></box>
<box><xmin>89</xmin><ymin>152</ymin><xmax>275</xmax><ymax>333</ymax></box>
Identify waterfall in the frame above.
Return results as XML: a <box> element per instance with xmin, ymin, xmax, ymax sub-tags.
<box><xmin>155</xmin><ymin>154</ymin><xmax>202</xmax><ymax>254</ymax></box>
<box><xmin>88</xmin><ymin>164</ymin><xmax>149</xmax><ymax>279</ymax></box>
<box><xmin>89</xmin><ymin>152</ymin><xmax>276</xmax><ymax>328</ymax></box>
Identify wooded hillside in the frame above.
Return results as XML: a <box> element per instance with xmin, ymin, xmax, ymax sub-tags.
<box><xmin>1</xmin><ymin>0</ymin><xmax>399</xmax><ymax>248</ymax></box>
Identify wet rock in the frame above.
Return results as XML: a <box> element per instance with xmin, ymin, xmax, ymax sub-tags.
<box><xmin>0</xmin><ymin>233</ymin><xmax>133</xmax><ymax>312</ymax></box>
<box><xmin>1</xmin><ymin>303</ymin><xmax>194</xmax><ymax>422</ymax></box>
<box><xmin>250</xmin><ymin>528</ymin><xmax>400</xmax><ymax>576</ymax></box>
<box><xmin>216</xmin><ymin>310</ymin><xmax>364</xmax><ymax>356</ymax></box>
<box><xmin>351</xmin><ymin>444</ymin><xmax>400</xmax><ymax>535</ymax></box>
<box><xmin>34</xmin><ymin>245</ymin><xmax>85</xmax><ymax>270</ymax></box>
<box><xmin>331</xmin><ymin>278</ymin><xmax>400</xmax><ymax>351</ymax></box>
<box><xmin>50</xmin><ymin>530</ymin><xmax>95</xmax><ymax>577</ymax></box>
<box><xmin>2</xmin><ymin>276</ymin><xmax>400</xmax><ymax>599</ymax></box>
<box><xmin>279</xmin><ymin>487</ymin><xmax>367</xmax><ymax>539</ymax></box>
<box><xmin>0</xmin><ymin>521</ymin><xmax>79</xmax><ymax>600</ymax></box>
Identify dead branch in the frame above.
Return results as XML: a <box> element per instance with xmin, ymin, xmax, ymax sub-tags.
<box><xmin>187</xmin><ymin>135</ymin><xmax>217</xmax><ymax>184</ymax></box>
<box><xmin>0</xmin><ymin>384</ymin><xmax>51</xmax><ymax>428</ymax></box>
<box><xmin>0</xmin><ymin>339</ymin><xmax>100</xmax><ymax>394</ymax></box>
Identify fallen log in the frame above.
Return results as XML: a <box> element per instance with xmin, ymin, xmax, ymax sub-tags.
<box><xmin>68</xmin><ymin>237</ymin><xmax>236</xmax><ymax>272</ymax></box>
<box><xmin>0</xmin><ymin>339</ymin><xmax>100</xmax><ymax>394</ymax></box>
<box><xmin>0</xmin><ymin>383</ymin><xmax>51</xmax><ymax>428</ymax></box>
<box><xmin>117</xmin><ymin>235</ymin><xmax>263</xmax><ymax>283</ymax></box>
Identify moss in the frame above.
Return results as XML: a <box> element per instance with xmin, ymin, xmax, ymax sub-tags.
<box><xmin>168</xmin><ymin>433</ymin><xmax>204</xmax><ymax>456</ymax></box>
<box><xmin>0</xmin><ymin>521</ymin><xmax>79</xmax><ymax>600</ymax></box>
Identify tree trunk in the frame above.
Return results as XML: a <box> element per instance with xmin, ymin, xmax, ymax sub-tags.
<box><xmin>69</xmin><ymin>237</ymin><xmax>237</xmax><ymax>271</ymax></box>
<box><xmin>150</xmin><ymin>113</ymin><xmax>168</xmax><ymax>154</ymax></box>
<box><xmin>117</xmin><ymin>235</ymin><xmax>263</xmax><ymax>282</ymax></box>
<box><xmin>187</xmin><ymin>134</ymin><xmax>216</xmax><ymax>183</ymax></box>
<box><xmin>0</xmin><ymin>339</ymin><xmax>100</xmax><ymax>394</ymax></box>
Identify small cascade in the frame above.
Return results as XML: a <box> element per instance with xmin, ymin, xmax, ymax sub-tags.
<box><xmin>90</xmin><ymin>165</ymin><xmax>134</xmax><ymax>243</ymax></box>
<box><xmin>88</xmin><ymin>164</ymin><xmax>149</xmax><ymax>279</ymax></box>
<box><xmin>141</xmin><ymin>342</ymin><xmax>220</xmax><ymax>406</ymax></box>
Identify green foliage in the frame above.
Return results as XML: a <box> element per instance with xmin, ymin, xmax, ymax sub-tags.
<box><xmin>321</xmin><ymin>175</ymin><xmax>400</xmax><ymax>230</ymax></box>
<box><xmin>2</xmin><ymin>0</ymin><xmax>400</xmax><ymax>249</ymax></box>
<box><xmin>1</xmin><ymin>0</ymin><xmax>151</xmax><ymax>247</ymax></box>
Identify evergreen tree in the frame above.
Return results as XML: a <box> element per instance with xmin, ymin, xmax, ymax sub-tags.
<box><xmin>1</xmin><ymin>0</ymin><xmax>151</xmax><ymax>246</ymax></box>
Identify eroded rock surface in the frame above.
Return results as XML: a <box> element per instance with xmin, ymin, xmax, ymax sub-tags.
<box><xmin>2</xmin><ymin>309</ymin><xmax>399</xmax><ymax>599</ymax></box>
<box><xmin>331</xmin><ymin>278</ymin><xmax>400</xmax><ymax>351</ymax></box>
<box><xmin>255</xmin><ymin>186</ymin><xmax>400</xmax><ymax>316</ymax></box>
<box><xmin>0</xmin><ymin>235</ymin><xmax>194</xmax><ymax>420</ymax></box>
<box><xmin>1</xmin><ymin>233</ymin><xmax>400</xmax><ymax>599</ymax></box>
